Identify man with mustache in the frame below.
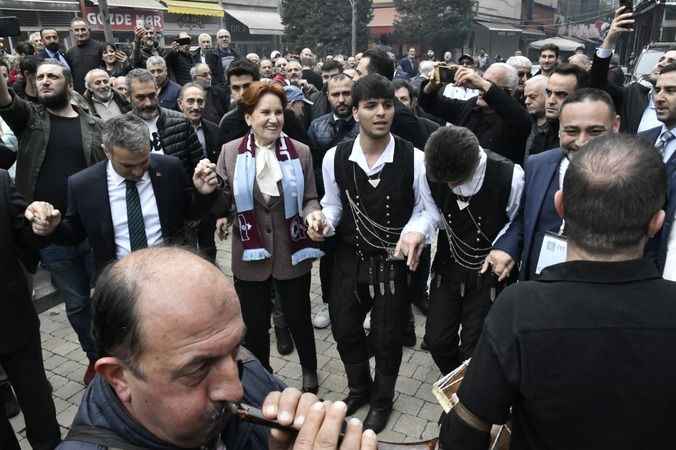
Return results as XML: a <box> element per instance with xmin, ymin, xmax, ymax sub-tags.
<box><xmin>125</xmin><ymin>68</ymin><xmax>203</xmax><ymax>177</ymax></box>
<box><xmin>0</xmin><ymin>59</ymin><xmax>104</xmax><ymax>384</ymax></box>
<box><xmin>52</xmin><ymin>247</ymin><xmax>377</xmax><ymax>450</ymax></box>
<box><xmin>36</xmin><ymin>28</ymin><xmax>70</xmax><ymax>69</ymax></box>
<box><xmin>484</xmin><ymin>88</ymin><xmax>620</xmax><ymax>283</ymax></box>
<box><xmin>83</xmin><ymin>69</ymin><xmax>131</xmax><ymax>121</ymax></box>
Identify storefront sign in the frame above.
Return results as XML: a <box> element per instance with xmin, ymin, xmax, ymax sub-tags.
<box><xmin>84</xmin><ymin>7</ymin><xmax>164</xmax><ymax>31</ymax></box>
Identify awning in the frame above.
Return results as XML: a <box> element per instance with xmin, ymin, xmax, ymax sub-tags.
<box><xmin>224</xmin><ymin>7</ymin><xmax>283</xmax><ymax>35</ymax></box>
<box><xmin>164</xmin><ymin>0</ymin><xmax>223</xmax><ymax>17</ymax></box>
<box><xmin>530</xmin><ymin>36</ymin><xmax>585</xmax><ymax>52</ymax></box>
<box><xmin>0</xmin><ymin>0</ymin><xmax>79</xmax><ymax>12</ymax></box>
<box><xmin>368</xmin><ymin>6</ymin><xmax>397</xmax><ymax>35</ymax></box>
<box><xmin>475</xmin><ymin>20</ymin><xmax>522</xmax><ymax>33</ymax></box>
<box><xmin>91</xmin><ymin>0</ymin><xmax>166</xmax><ymax>10</ymax></box>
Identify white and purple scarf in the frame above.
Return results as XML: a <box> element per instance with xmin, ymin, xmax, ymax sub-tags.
<box><xmin>233</xmin><ymin>131</ymin><xmax>323</xmax><ymax>265</ymax></box>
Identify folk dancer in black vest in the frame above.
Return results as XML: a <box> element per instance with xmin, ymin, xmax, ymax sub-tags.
<box><xmin>422</xmin><ymin>126</ymin><xmax>524</xmax><ymax>374</ymax></box>
<box><xmin>306</xmin><ymin>74</ymin><xmax>439</xmax><ymax>432</ymax></box>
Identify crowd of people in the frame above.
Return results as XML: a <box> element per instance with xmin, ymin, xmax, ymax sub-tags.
<box><xmin>2</xmin><ymin>4</ymin><xmax>676</xmax><ymax>450</ymax></box>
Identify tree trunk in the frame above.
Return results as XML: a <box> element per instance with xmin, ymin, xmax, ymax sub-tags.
<box><xmin>351</xmin><ymin>0</ymin><xmax>357</xmax><ymax>56</ymax></box>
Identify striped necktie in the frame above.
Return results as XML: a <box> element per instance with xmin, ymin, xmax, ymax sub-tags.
<box><xmin>125</xmin><ymin>179</ymin><xmax>148</xmax><ymax>251</ymax></box>
<box><xmin>656</xmin><ymin>130</ymin><xmax>675</xmax><ymax>158</ymax></box>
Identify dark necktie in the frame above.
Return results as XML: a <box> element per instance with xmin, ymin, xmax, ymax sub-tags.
<box><xmin>125</xmin><ymin>179</ymin><xmax>148</xmax><ymax>251</ymax></box>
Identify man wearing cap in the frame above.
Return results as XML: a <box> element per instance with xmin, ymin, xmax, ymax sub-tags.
<box><xmin>284</xmin><ymin>84</ymin><xmax>314</xmax><ymax>131</ymax></box>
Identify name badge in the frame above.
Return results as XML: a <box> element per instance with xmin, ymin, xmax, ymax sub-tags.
<box><xmin>535</xmin><ymin>232</ymin><xmax>567</xmax><ymax>275</ymax></box>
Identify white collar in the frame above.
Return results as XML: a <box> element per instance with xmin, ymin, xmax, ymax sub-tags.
<box><xmin>349</xmin><ymin>133</ymin><xmax>395</xmax><ymax>169</ymax></box>
<box><xmin>107</xmin><ymin>160</ymin><xmax>150</xmax><ymax>187</ymax></box>
<box><xmin>450</xmin><ymin>147</ymin><xmax>487</xmax><ymax>197</ymax></box>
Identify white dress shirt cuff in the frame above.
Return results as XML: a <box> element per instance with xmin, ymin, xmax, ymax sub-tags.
<box><xmin>596</xmin><ymin>47</ymin><xmax>612</xmax><ymax>59</ymax></box>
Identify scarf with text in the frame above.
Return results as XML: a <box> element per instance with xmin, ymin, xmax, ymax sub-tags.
<box><xmin>233</xmin><ymin>131</ymin><xmax>323</xmax><ymax>265</ymax></box>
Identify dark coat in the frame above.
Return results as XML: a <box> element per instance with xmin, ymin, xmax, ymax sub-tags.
<box><xmin>399</xmin><ymin>56</ymin><xmax>417</xmax><ymax>77</ymax></box>
<box><xmin>65</xmin><ymin>39</ymin><xmax>105</xmax><ymax>94</ymax></box>
<box><xmin>158</xmin><ymin>79</ymin><xmax>181</xmax><ymax>111</ymax></box>
<box><xmin>128</xmin><ymin>108</ymin><xmax>204</xmax><ymax>176</ymax></box>
<box><xmin>191</xmin><ymin>48</ymin><xmax>225</xmax><ymax>85</ymax></box>
<box><xmin>202</xmin><ymin>118</ymin><xmax>222</xmax><ymax>163</ymax></box>
<box><xmin>418</xmin><ymin>80</ymin><xmax>531</xmax><ymax>164</ymax></box>
<box><xmin>203</xmin><ymin>85</ymin><xmax>230</xmax><ymax>124</ymax></box>
<box><xmin>57</xmin><ymin>349</ymin><xmax>285</xmax><ymax>450</ymax></box>
<box><xmin>590</xmin><ymin>53</ymin><xmax>651</xmax><ymax>134</ymax></box>
<box><xmin>54</xmin><ymin>154</ymin><xmax>218</xmax><ymax>275</ymax></box>
<box><xmin>131</xmin><ymin>41</ymin><xmax>166</xmax><ymax>70</ymax></box>
<box><xmin>0</xmin><ymin>170</ymin><xmax>42</xmax><ymax>353</ymax></box>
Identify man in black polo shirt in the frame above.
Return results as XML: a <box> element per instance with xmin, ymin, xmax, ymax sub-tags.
<box><xmin>439</xmin><ymin>133</ymin><xmax>676</xmax><ymax>450</ymax></box>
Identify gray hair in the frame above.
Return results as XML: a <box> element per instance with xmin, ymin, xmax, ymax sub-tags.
<box><xmin>146</xmin><ymin>55</ymin><xmax>166</xmax><ymax>68</ymax></box>
<box><xmin>198</xmin><ymin>33</ymin><xmax>211</xmax><ymax>42</ymax></box>
<box><xmin>525</xmin><ymin>74</ymin><xmax>548</xmax><ymax>93</ymax></box>
<box><xmin>179</xmin><ymin>82</ymin><xmax>205</xmax><ymax>100</ymax></box>
<box><xmin>126</xmin><ymin>68</ymin><xmax>157</xmax><ymax>95</ymax></box>
<box><xmin>506</xmin><ymin>55</ymin><xmax>532</xmax><ymax>71</ymax></box>
<box><xmin>190</xmin><ymin>63</ymin><xmax>209</xmax><ymax>78</ymax></box>
<box><xmin>486</xmin><ymin>62</ymin><xmax>519</xmax><ymax>91</ymax></box>
<box><xmin>102</xmin><ymin>114</ymin><xmax>150</xmax><ymax>153</ymax></box>
<box><xmin>85</xmin><ymin>68</ymin><xmax>109</xmax><ymax>90</ymax></box>
<box><xmin>419</xmin><ymin>60</ymin><xmax>435</xmax><ymax>78</ymax></box>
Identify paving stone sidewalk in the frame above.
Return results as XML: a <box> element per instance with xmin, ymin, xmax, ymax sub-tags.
<box><xmin>12</xmin><ymin>237</ymin><xmax>443</xmax><ymax>447</ymax></box>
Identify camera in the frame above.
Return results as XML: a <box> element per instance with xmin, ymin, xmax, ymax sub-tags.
<box><xmin>437</xmin><ymin>64</ymin><xmax>457</xmax><ymax>84</ymax></box>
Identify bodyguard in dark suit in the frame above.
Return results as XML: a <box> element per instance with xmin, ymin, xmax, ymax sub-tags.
<box><xmin>398</xmin><ymin>48</ymin><xmax>417</xmax><ymax>78</ymax></box>
<box><xmin>0</xmin><ymin>170</ymin><xmax>60</xmax><ymax>450</ymax></box>
<box><xmin>487</xmin><ymin>89</ymin><xmax>620</xmax><ymax>281</ymax></box>
<box><xmin>27</xmin><ymin>115</ymin><xmax>222</xmax><ymax>276</ymax></box>
<box><xmin>638</xmin><ymin>63</ymin><xmax>676</xmax><ymax>279</ymax></box>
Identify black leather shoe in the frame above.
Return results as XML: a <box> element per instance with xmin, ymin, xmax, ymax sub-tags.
<box><xmin>0</xmin><ymin>382</ymin><xmax>19</xmax><ymax>419</ymax></box>
<box><xmin>363</xmin><ymin>405</ymin><xmax>393</xmax><ymax>433</ymax></box>
<box><xmin>274</xmin><ymin>325</ymin><xmax>294</xmax><ymax>355</ymax></box>
<box><xmin>302</xmin><ymin>369</ymin><xmax>319</xmax><ymax>394</ymax></box>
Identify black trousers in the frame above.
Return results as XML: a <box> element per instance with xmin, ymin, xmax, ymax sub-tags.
<box><xmin>318</xmin><ymin>237</ymin><xmax>337</xmax><ymax>304</ymax></box>
<box><xmin>408</xmin><ymin>246</ymin><xmax>431</xmax><ymax>306</ymax></box>
<box><xmin>234</xmin><ymin>273</ymin><xmax>317</xmax><ymax>373</ymax></box>
<box><xmin>329</xmin><ymin>250</ymin><xmax>409</xmax><ymax>375</ymax></box>
<box><xmin>424</xmin><ymin>272</ymin><xmax>494</xmax><ymax>374</ymax></box>
<box><xmin>0</xmin><ymin>333</ymin><xmax>60</xmax><ymax>450</ymax></box>
<box><xmin>197</xmin><ymin>215</ymin><xmax>217</xmax><ymax>262</ymax></box>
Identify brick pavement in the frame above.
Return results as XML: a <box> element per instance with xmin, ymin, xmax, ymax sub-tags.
<box><xmin>12</xmin><ymin>237</ymin><xmax>443</xmax><ymax>447</ymax></box>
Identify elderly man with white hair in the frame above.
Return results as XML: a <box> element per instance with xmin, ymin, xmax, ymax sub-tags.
<box><xmin>420</xmin><ymin>62</ymin><xmax>532</xmax><ymax>164</ymax></box>
<box><xmin>523</xmin><ymin>74</ymin><xmax>553</xmax><ymax>158</ymax></box>
<box><xmin>246</xmin><ymin>52</ymin><xmax>260</xmax><ymax>65</ymax></box>
<box><xmin>409</xmin><ymin>59</ymin><xmax>435</xmax><ymax>92</ymax></box>
<box><xmin>191</xmin><ymin>33</ymin><xmax>225</xmax><ymax>85</ymax></box>
<box><xmin>506</xmin><ymin>55</ymin><xmax>533</xmax><ymax>89</ymax></box>
<box><xmin>83</xmin><ymin>68</ymin><xmax>131</xmax><ymax>120</ymax></box>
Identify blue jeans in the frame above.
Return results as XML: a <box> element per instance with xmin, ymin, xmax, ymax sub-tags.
<box><xmin>39</xmin><ymin>242</ymin><xmax>96</xmax><ymax>361</ymax></box>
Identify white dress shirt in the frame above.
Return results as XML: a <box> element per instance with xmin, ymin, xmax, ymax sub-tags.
<box><xmin>414</xmin><ymin>148</ymin><xmax>525</xmax><ymax>244</ymax></box>
<box><xmin>107</xmin><ymin>161</ymin><xmax>163</xmax><ymax>260</ymax></box>
<box><xmin>320</xmin><ymin>133</ymin><xmax>439</xmax><ymax>241</ymax></box>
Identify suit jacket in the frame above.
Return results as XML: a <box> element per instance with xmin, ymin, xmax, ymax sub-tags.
<box><xmin>202</xmin><ymin>119</ymin><xmax>221</xmax><ymax>163</ymax></box>
<box><xmin>399</xmin><ymin>57</ymin><xmax>417</xmax><ymax>77</ymax></box>
<box><xmin>215</xmin><ymin>137</ymin><xmax>320</xmax><ymax>281</ymax></box>
<box><xmin>0</xmin><ymin>170</ymin><xmax>42</xmax><ymax>353</ymax></box>
<box><xmin>639</xmin><ymin>126</ymin><xmax>676</xmax><ymax>271</ymax></box>
<box><xmin>494</xmin><ymin>148</ymin><xmax>565</xmax><ymax>280</ymax></box>
<box><xmin>54</xmin><ymin>154</ymin><xmax>219</xmax><ymax>275</ymax></box>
